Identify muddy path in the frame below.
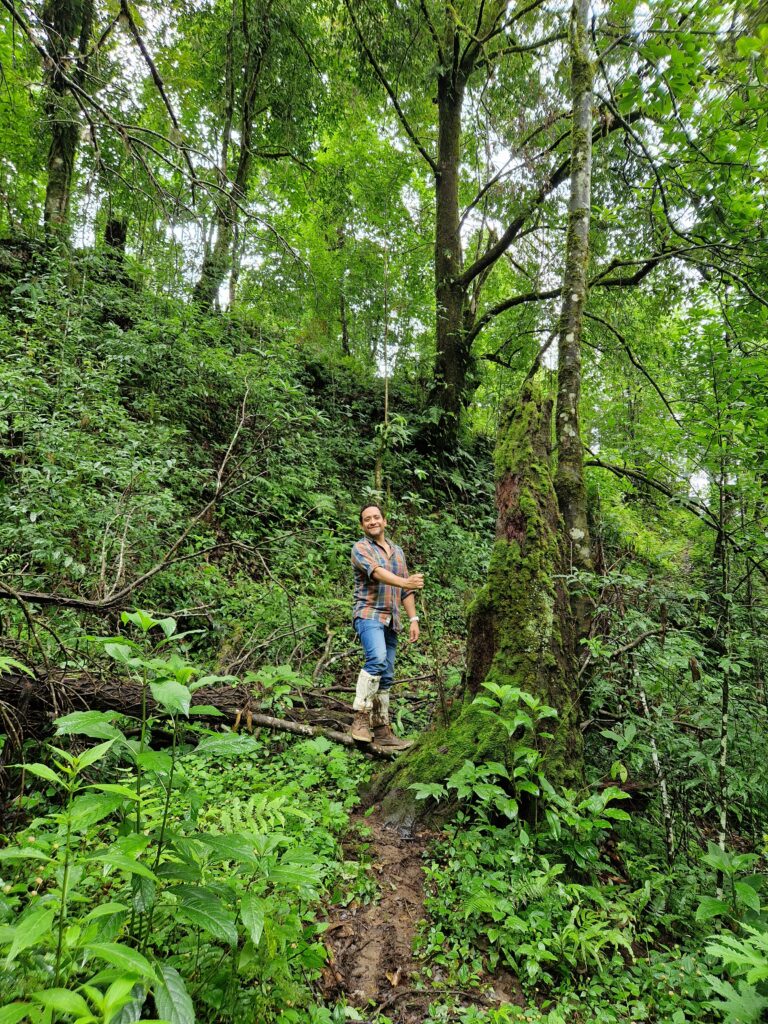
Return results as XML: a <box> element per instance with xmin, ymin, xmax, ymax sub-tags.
<box><xmin>322</xmin><ymin>811</ymin><xmax>433</xmax><ymax>1022</ymax></box>
<box><xmin>321</xmin><ymin>810</ymin><xmax>523</xmax><ymax>1022</ymax></box>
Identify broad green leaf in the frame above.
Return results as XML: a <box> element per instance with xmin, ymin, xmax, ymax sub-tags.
<box><xmin>76</xmin><ymin>740</ymin><xmax>115</xmax><ymax>769</ymax></box>
<box><xmin>87</xmin><ymin>783</ymin><xmax>140</xmax><ymax>801</ymax></box>
<box><xmin>84</xmin><ymin>902</ymin><xmax>131</xmax><ymax>922</ymax></box>
<box><xmin>198</xmin><ymin>834</ymin><xmax>259</xmax><ymax>865</ymax></box>
<box><xmin>5</xmin><ymin>908</ymin><xmax>54</xmax><ymax>964</ymax></box>
<box><xmin>240</xmin><ymin>894</ymin><xmax>266</xmax><ymax>947</ymax></box>
<box><xmin>149</xmin><ymin>681</ymin><xmax>191</xmax><ymax>718</ymax></box>
<box><xmin>134</xmin><ymin>750</ymin><xmax>173</xmax><ymax>772</ymax></box>
<box><xmin>695</xmin><ymin>896</ymin><xmax>730</xmax><ymax>922</ymax></box>
<box><xmin>0</xmin><ymin>1004</ymin><xmax>34</xmax><ymax>1024</ymax></box>
<box><xmin>70</xmin><ymin>792</ymin><xmax>124</xmax><ymax>829</ymax></box>
<box><xmin>153</xmin><ymin>965</ymin><xmax>194</xmax><ymax>1024</ymax></box>
<box><xmin>172</xmin><ymin>886</ymin><xmax>238</xmax><ymax>945</ymax></box>
<box><xmin>30</xmin><ymin>989</ymin><xmax>92</xmax><ymax>1017</ymax></box>
<box><xmin>104</xmin><ymin>643</ymin><xmax>136</xmax><ymax>663</ymax></box>
<box><xmin>132</xmin><ymin>876</ymin><xmax>156</xmax><ymax>914</ymax></box>
<box><xmin>735</xmin><ymin>881</ymin><xmax>762</xmax><ymax>913</ymax></box>
<box><xmin>0</xmin><ymin>847</ymin><xmax>51</xmax><ymax>862</ymax></box>
<box><xmin>19</xmin><ymin>763</ymin><xmax>61</xmax><ymax>785</ymax></box>
<box><xmin>86</xmin><ymin>943</ymin><xmax>158</xmax><ymax>981</ymax></box>
<box><xmin>93</xmin><ymin>852</ymin><xmax>158</xmax><ymax>881</ymax></box>
<box><xmin>104</xmin><ymin>979</ymin><xmax>146</xmax><ymax>1024</ymax></box>
<box><xmin>55</xmin><ymin>711</ymin><xmax>124</xmax><ymax>740</ymax></box>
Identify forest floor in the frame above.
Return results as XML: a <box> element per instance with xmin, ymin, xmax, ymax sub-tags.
<box><xmin>322</xmin><ymin>810</ymin><xmax>433</xmax><ymax>1022</ymax></box>
<box><xmin>321</xmin><ymin>809</ymin><xmax>524</xmax><ymax>1023</ymax></box>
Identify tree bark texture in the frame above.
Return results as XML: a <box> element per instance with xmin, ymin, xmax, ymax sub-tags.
<box><xmin>429</xmin><ymin>72</ymin><xmax>472</xmax><ymax>442</ymax></box>
<box><xmin>370</xmin><ymin>378</ymin><xmax>583</xmax><ymax>824</ymax></box>
<box><xmin>42</xmin><ymin>0</ymin><xmax>94</xmax><ymax>234</ymax></box>
<box><xmin>554</xmin><ymin>0</ymin><xmax>594</xmax><ymax>574</ymax></box>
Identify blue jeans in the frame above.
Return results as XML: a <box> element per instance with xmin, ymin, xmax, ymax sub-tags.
<box><xmin>354</xmin><ymin>618</ymin><xmax>397</xmax><ymax>692</ymax></box>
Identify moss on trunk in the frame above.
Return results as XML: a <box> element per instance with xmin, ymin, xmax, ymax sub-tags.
<box><xmin>369</xmin><ymin>377</ymin><xmax>583</xmax><ymax>825</ymax></box>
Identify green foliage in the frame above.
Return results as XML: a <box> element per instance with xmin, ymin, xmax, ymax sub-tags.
<box><xmin>0</xmin><ymin>622</ymin><xmax>371</xmax><ymax>1023</ymax></box>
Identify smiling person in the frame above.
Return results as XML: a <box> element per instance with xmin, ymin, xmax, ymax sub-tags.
<box><xmin>350</xmin><ymin>504</ymin><xmax>424</xmax><ymax>750</ymax></box>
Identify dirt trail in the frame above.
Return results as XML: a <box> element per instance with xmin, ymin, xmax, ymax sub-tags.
<box><xmin>321</xmin><ymin>812</ymin><xmax>434</xmax><ymax>1023</ymax></box>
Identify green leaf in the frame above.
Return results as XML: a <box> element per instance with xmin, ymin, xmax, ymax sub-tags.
<box><xmin>0</xmin><ymin>657</ymin><xmax>35</xmax><ymax>677</ymax></box>
<box><xmin>735</xmin><ymin>881</ymin><xmax>762</xmax><ymax>913</ymax></box>
<box><xmin>149</xmin><ymin>681</ymin><xmax>191</xmax><ymax>718</ymax></box>
<box><xmin>30</xmin><ymin>988</ymin><xmax>92</xmax><ymax>1017</ymax></box>
<box><xmin>198</xmin><ymin>834</ymin><xmax>259</xmax><ymax>865</ymax></box>
<box><xmin>103</xmin><ymin>978</ymin><xmax>146</xmax><ymax>1024</ymax></box>
<box><xmin>84</xmin><ymin>903</ymin><xmax>131</xmax><ymax>922</ymax></box>
<box><xmin>4</xmin><ymin>908</ymin><xmax>54</xmax><ymax>964</ymax></box>
<box><xmin>55</xmin><ymin>711</ymin><xmax>125</xmax><ymax>740</ymax></box>
<box><xmin>20</xmin><ymin>762</ymin><xmax>61</xmax><ymax>785</ymax></box>
<box><xmin>104</xmin><ymin>643</ymin><xmax>136</xmax><ymax>664</ymax></box>
<box><xmin>407</xmin><ymin>783</ymin><xmax>445</xmax><ymax>801</ymax></box>
<box><xmin>0</xmin><ymin>846</ymin><xmax>51</xmax><ymax>862</ymax></box>
<box><xmin>240</xmin><ymin>894</ymin><xmax>266</xmax><ymax>947</ymax></box>
<box><xmin>86</xmin><ymin>943</ymin><xmax>158</xmax><ymax>982</ymax></box>
<box><xmin>695</xmin><ymin>896</ymin><xmax>730</xmax><ymax>922</ymax></box>
<box><xmin>92</xmin><ymin>851</ymin><xmax>158</xmax><ymax>881</ymax></box>
<box><xmin>153</xmin><ymin>965</ymin><xmax>194</xmax><ymax>1024</ymax></box>
<box><xmin>172</xmin><ymin>886</ymin><xmax>238</xmax><ymax>945</ymax></box>
<box><xmin>70</xmin><ymin>792</ymin><xmax>124</xmax><ymax>830</ymax></box>
<box><xmin>0</xmin><ymin>1004</ymin><xmax>34</xmax><ymax>1024</ymax></box>
<box><xmin>76</xmin><ymin>740</ymin><xmax>115</xmax><ymax>770</ymax></box>
<box><xmin>133</xmin><ymin>750</ymin><xmax>173</xmax><ymax>773</ymax></box>
<box><xmin>87</xmin><ymin>784</ymin><xmax>140</xmax><ymax>801</ymax></box>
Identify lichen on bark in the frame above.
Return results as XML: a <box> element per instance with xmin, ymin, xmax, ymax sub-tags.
<box><xmin>370</xmin><ymin>377</ymin><xmax>583</xmax><ymax>825</ymax></box>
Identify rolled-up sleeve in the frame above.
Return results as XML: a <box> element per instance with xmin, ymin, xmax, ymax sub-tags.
<box><xmin>352</xmin><ymin>542</ymin><xmax>378</xmax><ymax>578</ymax></box>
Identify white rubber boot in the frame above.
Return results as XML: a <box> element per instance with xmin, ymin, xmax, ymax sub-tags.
<box><xmin>351</xmin><ymin>669</ymin><xmax>379</xmax><ymax>742</ymax></box>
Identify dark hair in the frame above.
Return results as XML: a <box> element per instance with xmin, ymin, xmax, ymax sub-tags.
<box><xmin>359</xmin><ymin>503</ymin><xmax>384</xmax><ymax>523</ymax></box>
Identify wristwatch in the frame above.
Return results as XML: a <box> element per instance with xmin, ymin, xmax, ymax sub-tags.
<box><xmin>409</xmin><ymin>616</ymin><xmax>420</xmax><ymax>622</ymax></box>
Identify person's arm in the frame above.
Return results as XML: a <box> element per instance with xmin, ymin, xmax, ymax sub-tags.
<box><xmin>371</xmin><ymin>565</ymin><xmax>424</xmax><ymax>590</ymax></box>
<box><xmin>403</xmin><ymin>592</ymin><xmax>420</xmax><ymax>643</ymax></box>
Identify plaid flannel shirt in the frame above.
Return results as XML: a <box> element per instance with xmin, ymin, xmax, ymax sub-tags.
<box><xmin>351</xmin><ymin>536</ymin><xmax>413</xmax><ymax>633</ymax></box>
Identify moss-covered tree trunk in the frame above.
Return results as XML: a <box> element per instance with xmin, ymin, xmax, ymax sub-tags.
<box><xmin>42</xmin><ymin>0</ymin><xmax>94</xmax><ymax>237</ymax></box>
<box><xmin>370</xmin><ymin>378</ymin><xmax>583</xmax><ymax>824</ymax></box>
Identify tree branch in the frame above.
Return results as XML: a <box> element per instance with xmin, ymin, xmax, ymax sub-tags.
<box><xmin>584</xmin><ymin>311</ymin><xmax>682</xmax><ymax>425</ymax></box>
<box><xmin>343</xmin><ymin>0</ymin><xmax>438</xmax><ymax>176</ymax></box>
<box><xmin>456</xmin><ymin>109</ymin><xmax>643</xmax><ymax>288</ymax></box>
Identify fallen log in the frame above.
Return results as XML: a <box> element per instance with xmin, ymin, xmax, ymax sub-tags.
<box><xmin>0</xmin><ymin>671</ymin><xmax>396</xmax><ymax>760</ymax></box>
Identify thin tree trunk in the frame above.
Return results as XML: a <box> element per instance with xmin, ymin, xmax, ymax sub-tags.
<box><xmin>554</xmin><ymin>0</ymin><xmax>594</xmax><ymax>577</ymax></box>
<box><xmin>193</xmin><ymin>0</ymin><xmax>269</xmax><ymax>307</ymax></box>
<box><xmin>636</xmin><ymin>667</ymin><xmax>675</xmax><ymax>863</ymax></box>
<box><xmin>339</xmin><ymin>291</ymin><xmax>351</xmax><ymax>356</ymax></box>
<box><xmin>429</xmin><ymin>71</ymin><xmax>470</xmax><ymax>444</ymax></box>
<box><xmin>42</xmin><ymin>0</ymin><xmax>94</xmax><ymax>236</ymax></box>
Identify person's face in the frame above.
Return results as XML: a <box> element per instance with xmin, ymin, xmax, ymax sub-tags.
<box><xmin>361</xmin><ymin>506</ymin><xmax>387</xmax><ymax>540</ymax></box>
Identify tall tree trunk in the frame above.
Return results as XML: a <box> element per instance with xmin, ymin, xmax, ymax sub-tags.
<box><xmin>193</xmin><ymin>0</ymin><xmax>270</xmax><ymax>307</ymax></box>
<box><xmin>42</xmin><ymin>0</ymin><xmax>94</xmax><ymax>236</ymax></box>
<box><xmin>370</xmin><ymin>378</ymin><xmax>583</xmax><ymax>823</ymax></box>
<box><xmin>554</xmin><ymin>0</ymin><xmax>594</xmax><ymax>577</ymax></box>
<box><xmin>429</xmin><ymin>72</ymin><xmax>471</xmax><ymax>445</ymax></box>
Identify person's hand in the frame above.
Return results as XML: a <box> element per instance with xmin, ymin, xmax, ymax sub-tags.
<box><xmin>405</xmin><ymin>573</ymin><xmax>425</xmax><ymax>590</ymax></box>
<box><xmin>409</xmin><ymin>619</ymin><xmax>420</xmax><ymax>643</ymax></box>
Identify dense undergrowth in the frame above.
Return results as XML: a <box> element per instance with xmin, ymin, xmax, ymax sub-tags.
<box><xmin>2</xmin><ymin>251</ymin><xmax>768</xmax><ymax>1023</ymax></box>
